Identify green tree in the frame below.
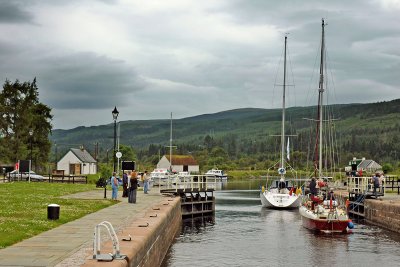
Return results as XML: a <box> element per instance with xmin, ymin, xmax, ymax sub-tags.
<box><xmin>0</xmin><ymin>78</ymin><xmax>52</xmax><ymax>170</ymax></box>
<box><xmin>119</xmin><ymin>144</ymin><xmax>137</xmax><ymax>162</ymax></box>
<box><xmin>382</xmin><ymin>163</ymin><xmax>393</xmax><ymax>174</ymax></box>
<box><xmin>203</xmin><ymin>135</ymin><xmax>214</xmax><ymax>151</ymax></box>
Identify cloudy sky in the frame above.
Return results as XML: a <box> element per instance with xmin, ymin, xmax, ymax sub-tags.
<box><xmin>1</xmin><ymin>0</ymin><xmax>399</xmax><ymax>129</ymax></box>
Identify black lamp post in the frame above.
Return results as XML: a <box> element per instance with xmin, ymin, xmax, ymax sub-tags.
<box><xmin>29</xmin><ymin>129</ymin><xmax>33</xmax><ymax>182</ymax></box>
<box><xmin>54</xmin><ymin>142</ymin><xmax>58</xmax><ymax>170</ymax></box>
<box><xmin>112</xmin><ymin>106</ymin><xmax>119</xmax><ymax>172</ymax></box>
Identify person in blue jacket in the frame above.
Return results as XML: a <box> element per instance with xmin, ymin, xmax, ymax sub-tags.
<box><xmin>111</xmin><ymin>172</ymin><xmax>119</xmax><ymax>200</ymax></box>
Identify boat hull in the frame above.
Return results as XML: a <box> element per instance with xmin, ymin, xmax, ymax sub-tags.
<box><xmin>299</xmin><ymin>206</ymin><xmax>350</xmax><ymax>233</ymax></box>
<box><xmin>152</xmin><ymin>176</ymin><xmax>179</xmax><ymax>186</ymax></box>
<box><xmin>204</xmin><ymin>175</ymin><xmax>228</xmax><ymax>181</ymax></box>
<box><xmin>260</xmin><ymin>191</ymin><xmax>301</xmax><ymax>209</ymax></box>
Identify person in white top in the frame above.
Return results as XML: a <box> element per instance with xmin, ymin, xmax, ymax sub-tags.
<box><xmin>143</xmin><ymin>170</ymin><xmax>149</xmax><ymax>194</ymax></box>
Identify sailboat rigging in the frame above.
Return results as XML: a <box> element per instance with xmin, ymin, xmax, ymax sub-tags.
<box><xmin>299</xmin><ymin>19</ymin><xmax>353</xmax><ymax>233</ymax></box>
<box><xmin>168</xmin><ymin>112</ymin><xmax>175</xmax><ymax>172</ymax></box>
<box><xmin>150</xmin><ymin>112</ymin><xmax>178</xmax><ymax>186</ymax></box>
<box><xmin>260</xmin><ymin>35</ymin><xmax>302</xmax><ymax>209</ymax></box>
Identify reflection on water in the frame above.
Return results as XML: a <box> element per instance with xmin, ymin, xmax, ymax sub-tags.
<box><xmin>162</xmin><ymin>181</ymin><xmax>400</xmax><ymax>267</ymax></box>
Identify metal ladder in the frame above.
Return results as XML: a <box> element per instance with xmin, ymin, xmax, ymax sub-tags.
<box><xmin>93</xmin><ymin>221</ymin><xmax>127</xmax><ymax>261</ymax></box>
<box><xmin>349</xmin><ymin>191</ymin><xmax>367</xmax><ymax>215</ymax></box>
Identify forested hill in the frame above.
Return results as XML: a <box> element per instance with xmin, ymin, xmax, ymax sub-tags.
<box><xmin>50</xmin><ymin>98</ymin><xmax>400</xmax><ymax>166</ymax></box>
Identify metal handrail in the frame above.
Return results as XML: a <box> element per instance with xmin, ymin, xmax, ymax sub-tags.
<box><xmin>164</xmin><ymin>174</ymin><xmax>219</xmax><ymax>191</ymax></box>
<box><xmin>93</xmin><ymin>221</ymin><xmax>126</xmax><ymax>261</ymax></box>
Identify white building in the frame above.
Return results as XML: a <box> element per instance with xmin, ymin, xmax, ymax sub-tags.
<box><xmin>57</xmin><ymin>148</ymin><xmax>97</xmax><ymax>175</ymax></box>
<box><xmin>156</xmin><ymin>155</ymin><xmax>199</xmax><ymax>173</ymax></box>
<box><xmin>347</xmin><ymin>157</ymin><xmax>382</xmax><ymax>175</ymax></box>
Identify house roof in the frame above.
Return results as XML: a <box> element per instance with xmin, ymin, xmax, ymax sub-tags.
<box><xmin>165</xmin><ymin>155</ymin><xmax>198</xmax><ymax>165</ymax></box>
<box><xmin>358</xmin><ymin>160</ymin><xmax>373</xmax><ymax>169</ymax></box>
<box><xmin>70</xmin><ymin>148</ymin><xmax>97</xmax><ymax>163</ymax></box>
<box><xmin>358</xmin><ymin>159</ymin><xmax>381</xmax><ymax>170</ymax></box>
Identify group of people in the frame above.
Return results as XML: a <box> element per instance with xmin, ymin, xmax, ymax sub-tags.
<box><xmin>309</xmin><ymin>178</ymin><xmax>327</xmax><ymax>196</ymax></box>
<box><xmin>110</xmin><ymin>170</ymin><xmax>150</xmax><ymax>203</ymax></box>
<box><xmin>308</xmin><ymin>177</ymin><xmax>334</xmax><ymax>208</ymax></box>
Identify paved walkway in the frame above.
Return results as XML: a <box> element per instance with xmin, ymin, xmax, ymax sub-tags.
<box><xmin>0</xmin><ymin>188</ymin><xmax>165</xmax><ymax>267</ymax></box>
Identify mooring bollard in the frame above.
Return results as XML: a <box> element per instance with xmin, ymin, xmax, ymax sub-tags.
<box><xmin>47</xmin><ymin>204</ymin><xmax>60</xmax><ymax>220</ymax></box>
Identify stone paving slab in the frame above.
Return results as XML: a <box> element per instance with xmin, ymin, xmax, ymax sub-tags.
<box><xmin>0</xmin><ymin>189</ymin><xmax>165</xmax><ymax>267</ymax></box>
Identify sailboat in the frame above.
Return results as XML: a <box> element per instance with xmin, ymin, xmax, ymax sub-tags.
<box><xmin>151</xmin><ymin>112</ymin><xmax>178</xmax><ymax>186</ymax></box>
<box><xmin>260</xmin><ymin>35</ymin><xmax>302</xmax><ymax>209</ymax></box>
<box><xmin>299</xmin><ymin>19</ymin><xmax>353</xmax><ymax>233</ymax></box>
<box><xmin>167</xmin><ymin>112</ymin><xmax>179</xmax><ymax>185</ymax></box>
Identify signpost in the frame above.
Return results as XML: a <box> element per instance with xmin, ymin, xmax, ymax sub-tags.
<box><xmin>116</xmin><ymin>152</ymin><xmax>122</xmax><ymax>173</ymax></box>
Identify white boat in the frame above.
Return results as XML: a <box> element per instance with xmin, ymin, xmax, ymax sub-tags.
<box><xmin>177</xmin><ymin>171</ymin><xmax>191</xmax><ymax>182</ymax></box>
<box><xmin>299</xmin><ymin>19</ymin><xmax>353</xmax><ymax>233</ymax></box>
<box><xmin>205</xmin><ymin>169</ymin><xmax>228</xmax><ymax>180</ymax></box>
<box><xmin>150</xmin><ymin>168</ymin><xmax>177</xmax><ymax>186</ymax></box>
<box><xmin>260</xmin><ymin>35</ymin><xmax>301</xmax><ymax>209</ymax></box>
<box><xmin>261</xmin><ymin>179</ymin><xmax>302</xmax><ymax>208</ymax></box>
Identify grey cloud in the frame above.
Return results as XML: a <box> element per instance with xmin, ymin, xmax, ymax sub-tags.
<box><xmin>0</xmin><ymin>1</ymin><xmax>34</xmax><ymax>23</ymax></box>
<box><xmin>38</xmin><ymin>52</ymin><xmax>147</xmax><ymax>109</ymax></box>
<box><xmin>0</xmin><ymin>0</ymin><xmax>399</xmax><ymax>129</ymax></box>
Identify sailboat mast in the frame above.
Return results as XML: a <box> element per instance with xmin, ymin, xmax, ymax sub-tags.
<box><xmin>315</xmin><ymin>19</ymin><xmax>325</xmax><ymax>179</ymax></box>
<box><xmin>170</xmin><ymin>112</ymin><xmax>173</xmax><ymax>171</ymax></box>
<box><xmin>280</xmin><ymin>35</ymin><xmax>287</xmax><ymax>175</ymax></box>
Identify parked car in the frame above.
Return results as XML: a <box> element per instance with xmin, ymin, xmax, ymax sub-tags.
<box><xmin>7</xmin><ymin>170</ymin><xmax>45</xmax><ymax>181</ymax></box>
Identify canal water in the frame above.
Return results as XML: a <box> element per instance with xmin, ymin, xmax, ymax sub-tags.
<box><xmin>161</xmin><ymin>181</ymin><xmax>400</xmax><ymax>267</ymax></box>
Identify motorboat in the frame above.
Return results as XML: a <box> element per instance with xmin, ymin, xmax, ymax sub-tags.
<box><xmin>205</xmin><ymin>169</ymin><xmax>228</xmax><ymax>180</ymax></box>
<box><xmin>150</xmin><ymin>169</ymin><xmax>177</xmax><ymax>186</ymax></box>
<box><xmin>177</xmin><ymin>171</ymin><xmax>191</xmax><ymax>182</ymax></box>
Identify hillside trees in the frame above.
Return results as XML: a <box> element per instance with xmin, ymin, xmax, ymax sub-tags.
<box><xmin>50</xmin><ymin>99</ymin><xmax>400</xmax><ymax>173</ymax></box>
<box><xmin>0</xmin><ymin>79</ymin><xmax>52</xmax><ymax>170</ymax></box>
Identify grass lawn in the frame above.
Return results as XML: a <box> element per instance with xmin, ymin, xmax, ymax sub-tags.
<box><xmin>0</xmin><ymin>182</ymin><xmax>116</xmax><ymax>248</ymax></box>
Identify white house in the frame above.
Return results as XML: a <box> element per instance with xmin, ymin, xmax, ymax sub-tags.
<box><xmin>346</xmin><ymin>157</ymin><xmax>382</xmax><ymax>175</ymax></box>
<box><xmin>57</xmin><ymin>148</ymin><xmax>97</xmax><ymax>175</ymax></box>
<box><xmin>156</xmin><ymin>155</ymin><xmax>199</xmax><ymax>173</ymax></box>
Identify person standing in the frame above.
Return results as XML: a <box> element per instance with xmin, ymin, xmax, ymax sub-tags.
<box><xmin>309</xmin><ymin>178</ymin><xmax>318</xmax><ymax>210</ymax></box>
<box><xmin>373</xmin><ymin>174</ymin><xmax>380</xmax><ymax>198</ymax></box>
<box><xmin>143</xmin><ymin>170</ymin><xmax>149</xmax><ymax>194</ymax></box>
<box><xmin>122</xmin><ymin>172</ymin><xmax>128</xmax><ymax>197</ymax></box>
<box><xmin>309</xmin><ymin>178</ymin><xmax>317</xmax><ymax>196</ymax></box>
<box><xmin>111</xmin><ymin>172</ymin><xmax>119</xmax><ymax>201</ymax></box>
<box><xmin>128</xmin><ymin>171</ymin><xmax>138</xmax><ymax>203</ymax></box>
<box><xmin>379</xmin><ymin>173</ymin><xmax>385</xmax><ymax>188</ymax></box>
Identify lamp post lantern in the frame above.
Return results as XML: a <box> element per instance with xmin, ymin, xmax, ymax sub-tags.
<box><xmin>112</xmin><ymin>106</ymin><xmax>119</xmax><ymax>172</ymax></box>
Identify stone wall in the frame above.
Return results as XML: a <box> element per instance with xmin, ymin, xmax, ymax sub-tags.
<box><xmin>364</xmin><ymin>199</ymin><xmax>400</xmax><ymax>233</ymax></box>
<box><xmin>82</xmin><ymin>196</ymin><xmax>181</xmax><ymax>267</ymax></box>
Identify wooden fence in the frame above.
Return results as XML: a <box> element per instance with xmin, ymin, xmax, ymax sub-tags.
<box><xmin>47</xmin><ymin>174</ymin><xmax>88</xmax><ymax>184</ymax></box>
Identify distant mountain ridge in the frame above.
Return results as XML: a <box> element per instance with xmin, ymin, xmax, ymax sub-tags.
<box><xmin>50</xmin><ymin>98</ymin><xmax>400</xmax><ymax>163</ymax></box>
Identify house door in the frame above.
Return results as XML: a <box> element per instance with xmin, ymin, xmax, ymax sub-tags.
<box><xmin>69</xmin><ymin>164</ymin><xmax>81</xmax><ymax>175</ymax></box>
<box><xmin>183</xmin><ymin>165</ymin><xmax>188</xmax><ymax>172</ymax></box>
